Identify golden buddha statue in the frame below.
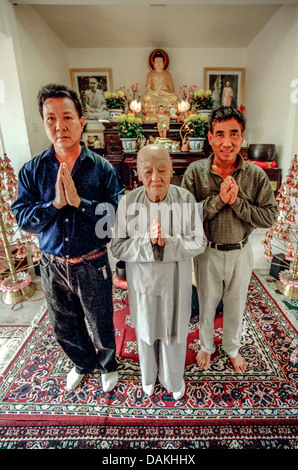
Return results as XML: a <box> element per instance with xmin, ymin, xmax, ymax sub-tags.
<box><xmin>142</xmin><ymin>49</ymin><xmax>178</xmax><ymax>123</ymax></box>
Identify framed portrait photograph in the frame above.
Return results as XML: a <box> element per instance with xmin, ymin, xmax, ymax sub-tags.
<box><xmin>71</xmin><ymin>68</ymin><xmax>113</xmax><ymax>128</ymax></box>
<box><xmin>204</xmin><ymin>68</ymin><xmax>245</xmax><ymax>108</ymax></box>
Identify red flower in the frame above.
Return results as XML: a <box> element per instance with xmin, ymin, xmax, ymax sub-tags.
<box><xmin>237</xmin><ymin>105</ymin><xmax>246</xmax><ymax>113</ymax></box>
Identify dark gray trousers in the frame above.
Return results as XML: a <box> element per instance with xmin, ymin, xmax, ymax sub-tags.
<box><xmin>40</xmin><ymin>252</ymin><xmax>117</xmax><ymax>375</ymax></box>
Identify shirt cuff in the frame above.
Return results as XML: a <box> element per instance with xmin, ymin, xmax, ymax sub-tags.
<box><xmin>44</xmin><ymin>200</ymin><xmax>59</xmax><ymax>214</ymax></box>
<box><xmin>215</xmin><ymin>195</ymin><xmax>225</xmax><ymax>210</ymax></box>
<box><xmin>78</xmin><ymin>197</ymin><xmax>95</xmax><ymax>217</ymax></box>
<box><xmin>144</xmin><ymin>233</ymin><xmax>158</xmax><ymax>261</ymax></box>
<box><xmin>231</xmin><ymin>197</ymin><xmax>241</xmax><ymax>210</ymax></box>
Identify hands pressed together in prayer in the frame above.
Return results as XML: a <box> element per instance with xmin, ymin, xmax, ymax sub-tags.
<box><xmin>150</xmin><ymin>218</ymin><xmax>165</xmax><ymax>247</ymax></box>
<box><xmin>220</xmin><ymin>175</ymin><xmax>238</xmax><ymax>205</ymax></box>
<box><xmin>53</xmin><ymin>163</ymin><xmax>81</xmax><ymax>209</ymax></box>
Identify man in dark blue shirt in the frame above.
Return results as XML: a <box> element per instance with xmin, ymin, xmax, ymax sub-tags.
<box><xmin>12</xmin><ymin>84</ymin><xmax>124</xmax><ymax>392</ymax></box>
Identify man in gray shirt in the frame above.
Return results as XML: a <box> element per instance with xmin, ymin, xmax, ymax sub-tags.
<box><xmin>182</xmin><ymin>106</ymin><xmax>277</xmax><ymax>373</ymax></box>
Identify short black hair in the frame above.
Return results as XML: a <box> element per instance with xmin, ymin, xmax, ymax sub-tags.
<box><xmin>37</xmin><ymin>83</ymin><xmax>83</xmax><ymax>119</ymax></box>
<box><xmin>209</xmin><ymin>106</ymin><xmax>246</xmax><ymax>134</ymax></box>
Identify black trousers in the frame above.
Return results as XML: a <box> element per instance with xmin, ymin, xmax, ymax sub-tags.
<box><xmin>40</xmin><ymin>251</ymin><xmax>117</xmax><ymax>375</ymax></box>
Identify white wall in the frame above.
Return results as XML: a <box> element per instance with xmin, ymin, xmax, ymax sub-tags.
<box><xmin>244</xmin><ymin>5</ymin><xmax>298</xmax><ymax>269</ymax></box>
<box><xmin>13</xmin><ymin>5</ymin><xmax>71</xmax><ymax>158</ymax></box>
<box><xmin>68</xmin><ymin>46</ymin><xmax>246</xmax><ymax>101</ymax></box>
<box><xmin>0</xmin><ymin>35</ymin><xmax>31</xmax><ymax>174</ymax></box>
<box><xmin>0</xmin><ymin>1</ymin><xmax>9</xmax><ymax>39</ymax></box>
<box><xmin>0</xmin><ymin>1</ymin><xmax>31</xmax><ymax>174</ymax></box>
<box><xmin>245</xmin><ymin>4</ymin><xmax>298</xmax><ymax>172</ymax></box>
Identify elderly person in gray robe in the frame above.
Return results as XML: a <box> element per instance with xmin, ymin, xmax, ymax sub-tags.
<box><xmin>110</xmin><ymin>145</ymin><xmax>206</xmax><ymax>400</ymax></box>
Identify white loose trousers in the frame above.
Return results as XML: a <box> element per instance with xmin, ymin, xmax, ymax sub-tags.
<box><xmin>136</xmin><ymin>334</ymin><xmax>187</xmax><ymax>393</ymax></box>
<box><xmin>194</xmin><ymin>242</ymin><xmax>253</xmax><ymax>358</ymax></box>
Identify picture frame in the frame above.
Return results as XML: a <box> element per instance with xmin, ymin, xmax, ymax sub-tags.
<box><xmin>70</xmin><ymin>68</ymin><xmax>113</xmax><ymax>128</ymax></box>
<box><xmin>204</xmin><ymin>68</ymin><xmax>245</xmax><ymax>108</ymax></box>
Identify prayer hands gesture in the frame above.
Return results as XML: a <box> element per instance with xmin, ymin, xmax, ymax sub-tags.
<box><xmin>150</xmin><ymin>218</ymin><xmax>165</xmax><ymax>247</ymax></box>
<box><xmin>220</xmin><ymin>175</ymin><xmax>238</xmax><ymax>205</ymax></box>
<box><xmin>53</xmin><ymin>163</ymin><xmax>81</xmax><ymax>209</ymax></box>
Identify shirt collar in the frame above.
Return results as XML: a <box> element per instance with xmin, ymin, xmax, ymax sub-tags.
<box><xmin>207</xmin><ymin>152</ymin><xmax>245</xmax><ymax>172</ymax></box>
<box><xmin>40</xmin><ymin>142</ymin><xmax>95</xmax><ymax>165</ymax></box>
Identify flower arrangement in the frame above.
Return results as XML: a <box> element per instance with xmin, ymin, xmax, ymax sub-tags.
<box><xmin>190</xmin><ymin>89</ymin><xmax>213</xmax><ymax>110</ymax></box>
<box><xmin>116</xmin><ymin>113</ymin><xmax>144</xmax><ymax>139</ymax></box>
<box><xmin>178</xmin><ymin>84</ymin><xmax>198</xmax><ymax>102</ymax></box>
<box><xmin>183</xmin><ymin>113</ymin><xmax>209</xmax><ymax>138</ymax></box>
<box><xmin>237</xmin><ymin>105</ymin><xmax>246</xmax><ymax>113</ymax></box>
<box><xmin>103</xmin><ymin>90</ymin><xmax>127</xmax><ymax>110</ymax></box>
<box><xmin>119</xmin><ymin>83</ymin><xmax>141</xmax><ymax>104</ymax></box>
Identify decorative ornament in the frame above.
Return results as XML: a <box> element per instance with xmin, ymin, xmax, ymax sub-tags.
<box><xmin>265</xmin><ymin>154</ymin><xmax>298</xmax><ymax>299</ymax></box>
<box><xmin>0</xmin><ymin>152</ymin><xmax>41</xmax><ymax>305</ymax></box>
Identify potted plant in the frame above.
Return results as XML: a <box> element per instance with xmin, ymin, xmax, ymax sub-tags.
<box><xmin>181</xmin><ymin>113</ymin><xmax>209</xmax><ymax>152</ymax></box>
<box><xmin>190</xmin><ymin>89</ymin><xmax>213</xmax><ymax>112</ymax></box>
<box><xmin>116</xmin><ymin>113</ymin><xmax>144</xmax><ymax>152</ymax></box>
<box><xmin>104</xmin><ymin>90</ymin><xmax>127</xmax><ymax>121</ymax></box>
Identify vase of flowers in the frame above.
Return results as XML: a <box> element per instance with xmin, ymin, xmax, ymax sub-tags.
<box><xmin>188</xmin><ymin>137</ymin><xmax>204</xmax><ymax>152</ymax></box>
<box><xmin>178</xmin><ymin>84</ymin><xmax>198</xmax><ymax>103</ymax></box>
<box><xmin>119</xmin><ymin>83</ymin><xmax>141</xmax><ymax>105</ymax></box>
<box><xmin>117</xmin><ymin>84</ymin><xmax>142</xmax><ymax>114</ymax></box>
<box><xmin>190</xmin><ymin>89</ymin><xmax>214</xmax><ymax>113</ymax></box>
<box><xmin>116</xmin><ymin>113</ymin><xmax>144</xmax><ymax>152</ymax></box>
<box><xmin>181</xmin><ymin>113</ymin><xmax>209</xmax><ymax>152</ymax></box>
<box><xmin>104</xmin><ymin>90</ymin><xmax>127</xmax><ymax>121</ymax></box>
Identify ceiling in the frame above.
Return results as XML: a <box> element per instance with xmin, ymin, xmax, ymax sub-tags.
<box><xmin>12</xmin><ymin>1</ymin><xmax>298</xmax><ymax>48</ymax></box>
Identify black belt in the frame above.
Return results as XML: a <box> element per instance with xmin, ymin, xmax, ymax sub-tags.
<box><xmin>207</xmin><ymin>237</ymin><xmax>248</xmax><ymax>251</ymax></box>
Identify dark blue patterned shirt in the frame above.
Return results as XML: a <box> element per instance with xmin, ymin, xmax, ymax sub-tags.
<box><xmin>12</xmin><ymin>144</ymin><xmax>125</xmax><ymax>257</ymax></box>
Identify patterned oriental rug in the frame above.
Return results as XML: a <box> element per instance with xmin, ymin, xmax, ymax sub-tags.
<box><xmin>0</xmin><ymin>272</ymin><xmax>297</xmax><ymax>450</ymax></box>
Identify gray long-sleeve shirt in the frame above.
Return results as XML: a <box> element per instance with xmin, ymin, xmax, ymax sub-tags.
<box><xmin>181</xmin><ymin>154</ymin><xmax>277</xmax><ymax>245</ymax></box>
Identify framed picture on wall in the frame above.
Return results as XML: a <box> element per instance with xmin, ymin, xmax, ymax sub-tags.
<box><xmin>70</xmin><ymin>68</ymin><xmax>113</xmax><ymax>128</ymax></box>
<box><xmin>204</xmin><ymin>68</ymin><xmax>245</xmax><ymax>108</ymax></box>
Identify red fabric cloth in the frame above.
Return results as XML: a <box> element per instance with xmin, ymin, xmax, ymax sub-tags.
<box><xmin>247</xmin><ymin>160</ymin><xmax>277</xmax><ymax>169</ymax></box>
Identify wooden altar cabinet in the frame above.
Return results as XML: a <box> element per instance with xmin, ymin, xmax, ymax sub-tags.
<box><xmin>103</xmin><ymin>121</ymin><xmax>210</xmax><ymax>189</ymax></box>
<box><xmin>102</xmin><ymin>122</ymin><xmax>281</xmax><ymax>194</ymax></box>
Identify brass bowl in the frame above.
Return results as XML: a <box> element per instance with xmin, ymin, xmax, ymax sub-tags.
<box><xmin>248</xmin><ymin>144</ymin><xmax>276</xmax><ymax>162</ymax></box>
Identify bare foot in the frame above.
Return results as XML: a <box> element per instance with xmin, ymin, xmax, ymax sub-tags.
<box><xmin>230</xmin><ymin>353</ymin><xmax>246</xmax><ymax>373</ymax></box>
<box><xmin>196</xmin><ymin>349</ymin><xmax>211</xmax><ymax>370</ymax></box>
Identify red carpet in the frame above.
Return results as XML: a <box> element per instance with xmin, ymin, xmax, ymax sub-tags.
<box><xmin>0</xmin><ymin>272</ymin><xmax>297</xmax><ymax>449</ymax></box>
